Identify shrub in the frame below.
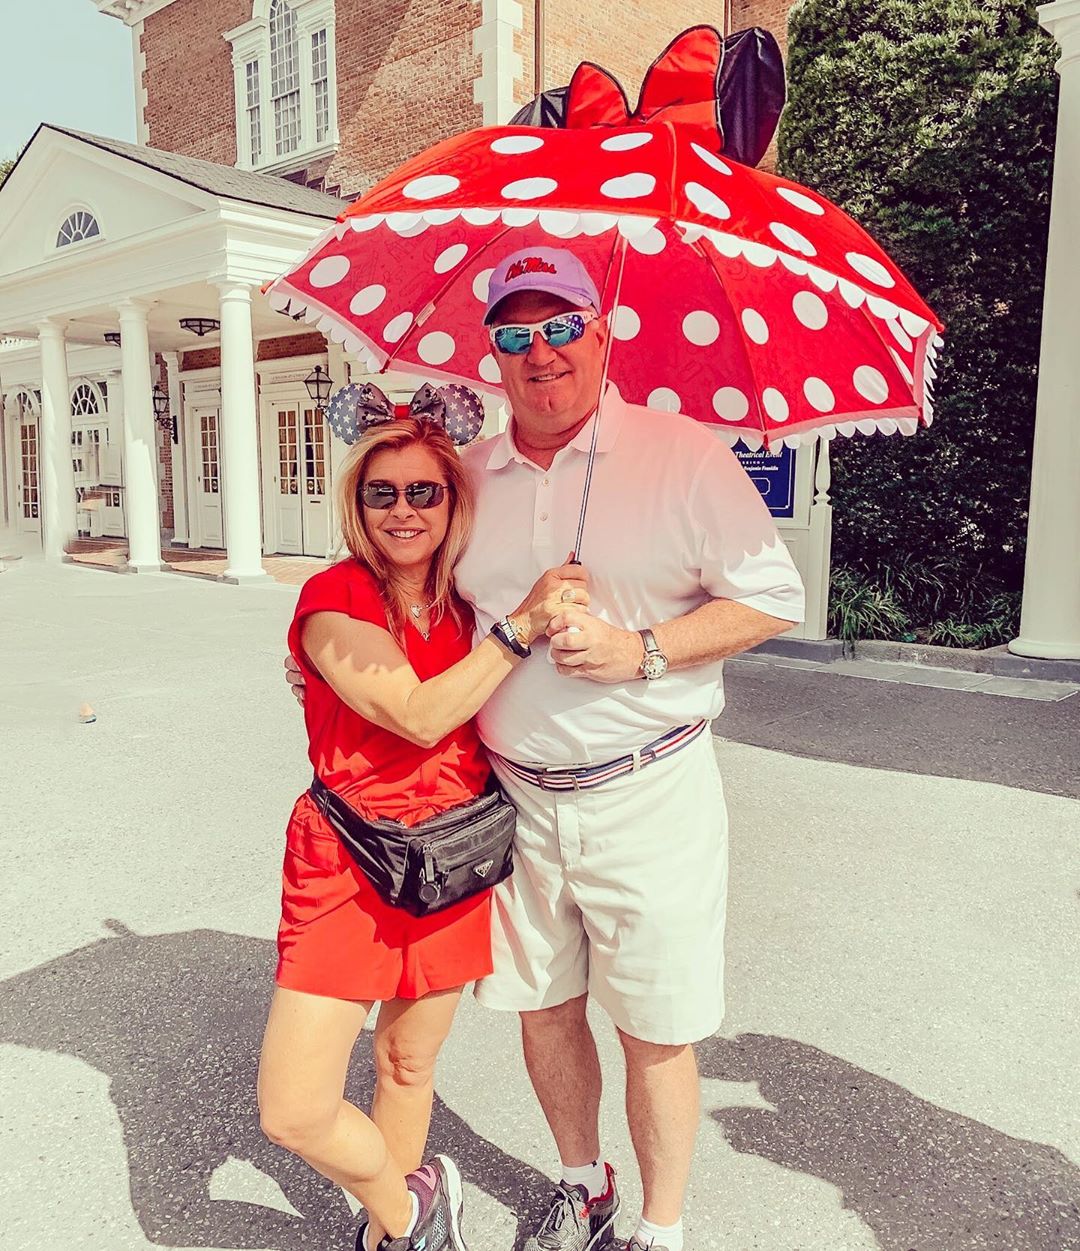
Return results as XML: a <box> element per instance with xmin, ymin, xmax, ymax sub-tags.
<box><xmin>780</xmin><ymin>0</ymin><xmax>1059</xmax><ymax>641</ymax></box>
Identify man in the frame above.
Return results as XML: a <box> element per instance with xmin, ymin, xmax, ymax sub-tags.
<box><xmin>291</xmin><ymin>245</ymin><xmax>805</xmax><ymax>1251</ymax></box>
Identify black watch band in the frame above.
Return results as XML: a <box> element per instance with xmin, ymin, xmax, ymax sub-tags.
<box><xmin>491</xmin><ymin>617</ymin><xmax>531</xmax><ymax>659</ymax></box>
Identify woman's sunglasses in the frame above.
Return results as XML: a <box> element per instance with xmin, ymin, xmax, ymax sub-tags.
<box><xmin>360</xmin><ymin>480</ymin><xmax>449</xmax><ymax>510</ymax></box>
<box><xmin>489</xmin><ymin>309</ymin><xmax>599</xmax><ymax>356</ymax></box>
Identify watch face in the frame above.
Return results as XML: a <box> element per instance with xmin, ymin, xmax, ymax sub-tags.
<box><xmin>642</xmin><ymin>651</ymin><xmax>668</xmax><ymax>679</ymax></box>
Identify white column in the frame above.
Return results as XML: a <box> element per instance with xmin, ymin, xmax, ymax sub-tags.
<box><xmin>163</xmin><ymin>351</ymin><xmax>188</xmax><ymax>544</ymax></box>
<box><xmin>36</xmin><ymin>319</ymin><xmax>77</xmax><ymax>560</ymax></box>
<box><xmin>1010</xmin><ymin>0</ymin><xmax>1080</xmax><ymax>659</ymax></box>
<box><xmin>472</xmin><ymin>0</ymin><xmax>524</xmax><ymax>124</ymax></box>
<box><xmin>117</xmin><ymin>300</ymin><xmax>163</xmax><ymax>572</ymax></box>
<box><xmin>217</xmin><ymin>281</ymin><xmax>268</xmax><ymax>581</ymax></box>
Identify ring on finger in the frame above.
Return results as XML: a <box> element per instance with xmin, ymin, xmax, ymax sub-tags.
<box><xmin>560</xmin><ymin>588</ymin><xmax>575</xmax><ymax>603</ymax></box>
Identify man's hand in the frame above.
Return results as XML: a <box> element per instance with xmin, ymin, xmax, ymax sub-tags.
<box><xmin>547</xmin><ymin>609</ymin><xmax>643</xmax><ymax>684</ymax></box>
<box><xmin>284</xmin><ymin>653</ymin><xmax>306</xmax><ymax>707</ymax></box>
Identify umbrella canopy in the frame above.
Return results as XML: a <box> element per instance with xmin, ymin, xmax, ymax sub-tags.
<box><xmin>267</xmin><ymin>123</ymin><xmax>943</xmax><ymax>451</ymax></box>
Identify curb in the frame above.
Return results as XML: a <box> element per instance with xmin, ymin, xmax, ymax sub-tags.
<box><xmin>751</xmin><ymin>636</ymin><xmax>1080</xmax><ymax>685</ymax></box>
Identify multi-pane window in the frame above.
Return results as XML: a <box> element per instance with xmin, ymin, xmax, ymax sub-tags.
<box><xmin>278</xmin><ymin>410</ymin><xmax>299</xmax><ymax>494</ymax></box>
<box><xmin>71</xmin><ymin>384</ymin><xmax>101</xmax><ymax>417</ymax></box>
<box><xmin>200</xmin><ymin>415</ymin><xmax>220</xmax><ymax>494</ymax></box>
<box><xmin>246</xmin><ymin>60</ymin><xmax>263</xmax><ymax>166</ymax></box>
<box><xmin>20</xmin><ymin>421</ymin><xmax>39</xmax><ymax>520</ymax></box>
<box><xmin>270</xmin><ymin>0</ymin><xmax>302</xmax><ymax>157</ymax></box>
<box><xmin>311</xmin><ymin>29</ymin><xmax>329</xmax><ymax>144</ymax></box>
<box><xmin>56</xmin><ymin>210</ymin><xmax>100</xmax><ymax>248</ymax></box>
<box><xmin>304</xmin><ymin>408</ymin><xmax>325</xmax><ymax>494</ymax></box>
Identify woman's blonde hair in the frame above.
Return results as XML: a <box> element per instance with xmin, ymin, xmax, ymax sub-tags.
<box><xmin>335</xmin><ymin>417</ymin><xmax>475</xmax><ymax>640</ymax></box>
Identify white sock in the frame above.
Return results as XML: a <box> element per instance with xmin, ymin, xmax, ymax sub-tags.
<box><xmin>634</xmin><ymin>1215</ymin><xmax>684</xmax><ymax>1251</ymax></box>
<box><xmin>560</xmin><ymin>1158</ymin><xmax>609</xmax><ymax>1199</ymax></box>
<box><xmin>367</xmin><ymin>1192</ymin><xmax>419</xmax><ymax>1249</ymax></box>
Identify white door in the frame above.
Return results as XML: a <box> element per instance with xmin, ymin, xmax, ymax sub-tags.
<box><xmin>17</xmin><ymin>416</ymin><xmax>42</xmax><ymax>540</ymax></box>
<box><xmin>194</xmin><ymin>407</ymin><xmax>224</xmax><ymax>548</ymax></box>
<box><xmin>273</xmin><ymin>404</ymin><xmax>329</xmax><ymax>556</ymax></box>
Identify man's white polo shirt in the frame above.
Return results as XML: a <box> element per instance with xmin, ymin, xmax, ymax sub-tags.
<box><xmin>455</xmin><ymin>385</ymin><xmax>805</xmax><ymax>765</ymax></box>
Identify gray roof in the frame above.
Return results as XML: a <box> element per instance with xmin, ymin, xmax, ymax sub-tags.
<box><xmin>43</xmin><ymin>125</ymin><xmax>347</xmax><ymax>219</ymax></box>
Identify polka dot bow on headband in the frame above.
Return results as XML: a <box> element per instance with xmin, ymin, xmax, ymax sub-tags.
<box><xmin>325</xmin><ymin>381</ymin><xmax>485</xmax><ymax>447</ymax></box>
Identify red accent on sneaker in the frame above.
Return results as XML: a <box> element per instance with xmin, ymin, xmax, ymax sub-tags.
<box><xmin>586</xmin><ymin>1162</ymin><xmax>617</xmax><ymax>1209</ymax></box>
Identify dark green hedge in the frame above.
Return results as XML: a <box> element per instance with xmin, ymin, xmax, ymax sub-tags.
<box><xmin>778</xmin><ymin>0</ymin><xmax>1059</xmax><ymax>642</ymax></box>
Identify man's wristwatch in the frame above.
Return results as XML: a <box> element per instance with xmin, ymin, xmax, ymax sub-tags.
<box><xmin>491</xmin><ymin>615</ymin><xmax>531</xmax><ymax>659</ymax></box>
<box><xmin>639</xmin><ymin>628</ymin><xmax>668</xmax><ymax>680</ymax></box>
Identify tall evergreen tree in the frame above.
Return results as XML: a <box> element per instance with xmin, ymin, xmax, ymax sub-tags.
<box><xmin>779</xmin><ymin>0</ymin><xmax>1059</xmax><ymax>640</ymax></box>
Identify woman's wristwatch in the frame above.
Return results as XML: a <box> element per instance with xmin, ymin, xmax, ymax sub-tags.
<box><xmin>491</xmin><ymin>615</ymin><xmax>531</xmax><ymax>658</ymax></box>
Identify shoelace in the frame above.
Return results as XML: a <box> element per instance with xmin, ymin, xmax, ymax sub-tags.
<box><xmin>537</xmin><ymin>1184</ymin><xmax>586</xmax><ymax>1245</ymax></box>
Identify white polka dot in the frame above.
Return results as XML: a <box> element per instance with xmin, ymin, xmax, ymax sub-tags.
<box><xmin>491</xmin><ymin>135</ymin><xmax>544</xmax><ymax>154</ymax></box>
<box><xmin>617</xmin><ymin>215</ymin><xmax>659</xmax><ymax>239</ymax></box>
<box><xmin>349</xmin><ymin>284</ymin><xmax>386</xmax><ymax>316</ymax></box>
<box><xmin>539</xmin><ymin>210</ymin><xmax>581</xmax><ymax>237</ymax></box>
<box><xmin>502</xmin><ymin>208</ymin><xmax>539</xmax><ymax>228</ymax></box>
<box><xmin>741</xmin><ymin>309</ymin><xmax>769</xmax><ymax>345</ymax></box>
<box><xmin>473</xmin><ymin>268</ymin><xmax>495</xmax><ymax>301</ymax></box>
<box><xmin>838</xmin><ymin>279</ymin><xmax>866</xmax><ymax>309</ymax></box>
<box><xmin>434</xmin><ymin>244</ymin><xmax>468</xmax><ymax>274</ymax></box>
<box><xmin>386</xmin><ymin>212</ymin><xmax>424</xmax><ymax>235</ymax></box>
<box><xmin>628</xmin><ymin>227</ymin><xmax>666</xmax><ymax>255</ymax></box>
<box><xmin>601</xmin><ymin>173</ymin><xmax>657</xmax><ymax>200</ymax></box>
<box><xmin>684</xmin><ymin>182</ymin><xmax>731</xmax><ymax>221</ymax></box>
<box><xmin>478</xmin><ymin>353</ymin><xmax>502</xmax><ymax>384</ymax></box>
<box><xmin>422</xmin><ymin>208</ymin><xmax>459</xmax><ymax>225</ymax></box>
<box><xmin>769</xmin><ymin>221</ymin><xmax>817</xmax><ymax>257</ymax></box>
<box><xmin>741</xmin><ymin>241</ymin><xmax>778</xmax><ymax>268</ymax></box>
<box><xmin>463</xmin><ymin>208</ymin><xmax>500</xmax><ymax>226</ymax></box>
<box><xmin>712</xmin><ymin>387</ymin><xmax>749</xmax><ymax>421</ymax></box>
<box><xmin>763</xmin><ymin>388</ymin><xmax>789</xmax><ymax>422</ymax></box>
<box><xmin>417</xmin><ymin>332</ymin><xmax>456</xmax><ymax>365</ymax></box>
<box><xmin>602</xmin><ymin>132</ymin><xmax>653</xmax><ymax>151</ymax></box>
<box><xmin>580</xmin><ymin>213</ymin><xmax>618</xmax><ymax>235</ymax></box>
<box><xmin>889</xmin><ymin>348</ymin><xmax>914</xmax><ymax>386</ymax></box>
<box><xmin>402</xmin><ymin>174</ymin><xmax>460</xmax><ymax>201</ymax></box>
<box><xmin>648</xmin><ymin>387</ymin><xmax>681</xmax><ymax>412</ymax></box>
<box><xmin>501</xmin><ymin>177</ymin><xmax>558</xmax><ymax>200</ymax></box>
<box><xmin>899</xmin><ymin>309</ymin><xmax>930</xmax><ymax>337</ymax></box>
<box><xmin>383</xmin><ymin>311</ymin><xmax>413</xmax><ymax>343</ymax></box>
<box><xmin>808</xmin><ymin>267</ymin><xmax>838</xmax><ymax>294</ymax></box>
<box><xmin>348</xmin><ymin>215</ymin><xmax>382</xmax><ymax>233</ymax></box>
<box><xmin>885</xmin><ymin>319</ymin><xmax>913</xmax><ymax>352</ymax></box>
<box><xmin>690</xmin><ymin>143</ymin><xmax>733</xmax><ymax>176</ymax></box>
<box><xmin>853</xmin><ymin>365</ymin><xmax>890</xmax><ymax>403</ymax></box>
<box><xmin>793</xmin><ymin>290</ymin><xmax>828</xmax><ymax>330</ymax></box>
<box><xmin>778</xmin><ymin>252</ymin><xmax>811</xmax><ymax>277</ymax></box>
<box><xmin>868</xmin><ymin>295</ymin><xmax>902</xmax><ymax>321</ymax></box>
<box><xmin>803</xmin><ymin>377</ymin><xmax>835</xmax><ymax>412</ymax></box>
<box><xmin>683</xmin><ymin>311</ymin><xmax>720</xmax><ymax>346</ymax></box>
<box><xmin>709</xmin><ymin>232</ymin><xmax>742</xmax><ymax>258</ymax></box>
<box><xmin>309</xmin><ymin>255</ymin><xmax>350</xmax><ymax>287</ymax></box>
<box><xmin>611</xmin><ymin>307</ymin><xmax>641</xmax><ymax>341</ymax></box>
<box><xmin>777</xmin><ymin>186</ymin><xmax>826</xmax><ymax>215</ymax></box>
<box><xmin>846</xmin><ymin>251</ymin><xmax>895</xmax><ymax>288</ymax></box>
<box><xmin>396</xmin><ymin>219</ymin><xmax>430</xmax><ymax>238</ymax></box>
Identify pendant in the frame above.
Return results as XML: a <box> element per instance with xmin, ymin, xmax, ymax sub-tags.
<box><xmin>410</xmin><ymin>603</ymin><xmax>423</xmax><ymax>620</ymax></box>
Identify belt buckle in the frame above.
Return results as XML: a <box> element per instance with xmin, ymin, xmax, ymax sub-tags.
<box><xmin>533</xmin><ymin>764</ymin><xmax>582</xmax><ymax>792</ymax></box>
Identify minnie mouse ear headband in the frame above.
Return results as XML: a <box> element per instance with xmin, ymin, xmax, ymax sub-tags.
<box><xmin>325</xmin><ymin>381</ymin><xmax>485</xmax><ymax>447</ymax></box>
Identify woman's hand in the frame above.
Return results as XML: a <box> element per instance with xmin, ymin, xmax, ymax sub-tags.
<box><xmin>512</xmin><ymin>557</ymin><xmax>591</xmax><ymax>644</ymax></box>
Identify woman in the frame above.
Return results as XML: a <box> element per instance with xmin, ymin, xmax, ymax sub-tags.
<box><xmin>258</xmin><ymin>414</ymin><xmax>585</xmax><ymax>1251</ymax></box>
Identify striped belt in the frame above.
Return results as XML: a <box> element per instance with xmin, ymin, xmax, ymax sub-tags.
<box><xmin>496</xmin><ymin>720</ymin><xmax>709</xmax><ymax>792</ymax></box>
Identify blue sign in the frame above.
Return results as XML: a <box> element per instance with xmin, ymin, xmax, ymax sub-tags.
<box><xmin>733</xmin><ymin>440</ymin><xmax>797</xmax><ymax>519</ymax></box>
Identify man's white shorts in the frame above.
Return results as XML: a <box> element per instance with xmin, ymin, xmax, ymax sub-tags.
<box><xmin>475</xmin><ymin>731</ymin><xmax>728</xmax><ymax>1045</ymax></box>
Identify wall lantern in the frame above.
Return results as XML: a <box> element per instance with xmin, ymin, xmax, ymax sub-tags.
<box><xmin>178</xmin><ymin>317</ymin><xmax>220</xmax><ymax>337</ymax></box>
<box><xmin>152</xmin><ymin>383</ymin><xmax>171</xmax><ymax>427</ymax></box>
<box><xmin>304</xmin><ymin>364</ymin><xmax>332</xmax><ymax>409</ymax></box>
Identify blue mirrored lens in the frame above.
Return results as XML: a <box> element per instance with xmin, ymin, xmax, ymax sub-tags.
<box><xmin>493</xmin><ymin>327</ymin><xmax>534</xmax><ymax>354</ymax></box>
<box><xmin>542</xmin><ymin>318</ymin><xmax>581</xmax><ymax>347</ymax></box>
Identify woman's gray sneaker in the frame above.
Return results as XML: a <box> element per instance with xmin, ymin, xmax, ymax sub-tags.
<box><xmin>524</xmin><ymin>1163</ymin><xmax>619</xmax><ymax>1251</ymax></box>
<box><xmin>620</xmin><ymin>1240</ymin><xmax>671</xmax><ymax>1251</ymax></box>
<box><xmin>356</xmin><ymin>1154</ymin><xmax>470</xmax><ymax>1251</ymax></box>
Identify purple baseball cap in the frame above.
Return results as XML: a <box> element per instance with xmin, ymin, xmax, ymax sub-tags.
<box><xmin>484</xmin><ymin>246</ymin><xmax>602</xmax><ymax>324</ymax></box>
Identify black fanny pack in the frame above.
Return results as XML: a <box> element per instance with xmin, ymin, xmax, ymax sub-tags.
<box><xmin>309</xmin><ymin>774</ymin><xmax>516</xmax><ymax>917</ymax></box>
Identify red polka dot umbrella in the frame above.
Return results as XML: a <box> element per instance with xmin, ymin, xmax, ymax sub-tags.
<box><xmin>266</xmin><ymin>123</ymin><xmax>943</xmax><ymax>452</ymax></box>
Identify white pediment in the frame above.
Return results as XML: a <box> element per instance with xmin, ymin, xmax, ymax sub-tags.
<box><xmin>0</xmin><ymin>129</ymin><xmax>214</xmax><ymax>277</ymax></box>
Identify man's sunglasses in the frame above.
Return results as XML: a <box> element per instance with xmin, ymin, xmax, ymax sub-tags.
<box><xmin>360</xmin><ymin>480</ymin><xmax>449</xmax><ymax>510</ymax></box>
<box><xmin>489</xmin><ymin>309</ymin><xmax>599</xmax><ymax>356</ymax></box>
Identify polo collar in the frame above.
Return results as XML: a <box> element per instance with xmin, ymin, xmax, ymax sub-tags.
<box><xmin>484</xmin><ymin>383</ymin><xmax>628</xmax><ymax>471</ymax></box>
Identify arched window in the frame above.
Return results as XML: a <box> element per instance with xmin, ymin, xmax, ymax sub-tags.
<box><xmin>57</xmin><ymin>210</ymin><xmax>101</xmax><ymax>248</ymax></box>
<box><xmin>71</xmin><ymin>382</ymin><xmax>104</xmax><ymax>418</ymax></box>
<box><xmin>228</xmin><ymin>0</ymin><xmax>336</xmax><ymax>171</ymax></box>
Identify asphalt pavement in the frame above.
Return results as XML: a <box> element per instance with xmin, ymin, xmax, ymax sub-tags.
<box><xmin>1</xmin><ymin>559</ymin><xmax>1077</xmax><ymax>1251</ymax></box>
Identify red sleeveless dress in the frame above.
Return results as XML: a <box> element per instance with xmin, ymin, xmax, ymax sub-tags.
<box><xmin>276</xmin><ymin>559</ymin><xmax>494</xmax><ymax>1001</ymax></box>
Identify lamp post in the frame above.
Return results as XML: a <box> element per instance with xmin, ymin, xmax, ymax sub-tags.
<box><xmin>304</xmin><ymin>364</ymin><xmax>332</xmax><ymax>412</ymax></box>
<box><xmin>152</xmin><ymin>382</ymin><xmax>177</xmax><ymax>443</ymax></box>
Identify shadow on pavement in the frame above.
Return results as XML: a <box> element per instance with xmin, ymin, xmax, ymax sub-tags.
<box><xmin>0</xmin><ymin>923</ymin><xmax>550</xmax><ymax>1251</ymax></box>
<box><xmin>697</xmin><ymin>1033</ymin><xmax>1080</xmax><ymax>1250</ymax></box>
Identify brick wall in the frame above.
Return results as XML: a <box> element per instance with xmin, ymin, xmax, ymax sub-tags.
<box><xmin>732</xmin><ymin>0</ymin><xmax>794</xmax><ymax>57</ymax></box>
<box><xmin>257</xmin><ymin>332</ymin><xmax>327</xmax><ymax>360</ymax></box>
<box><xmin>181</xmin><ymin>347</ymin><xmax>221</xmax><ymax>372</ymax></box>
<box><xmin>142</xmin><ymin>0</ymin><xmax>247</xmax><ymax>164</ymax></box>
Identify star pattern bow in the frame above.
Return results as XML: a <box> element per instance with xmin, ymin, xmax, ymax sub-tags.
<box><xmin>325</xmin><ymin>381</ymin><xmax>485</xmax><ymax>447</ymax></box>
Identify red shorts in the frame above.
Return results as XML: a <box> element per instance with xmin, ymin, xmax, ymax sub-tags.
<box><xmin>275</xmin><ymin>795</ymin><xmax>494</xmax><ymax>1001</ymax></box>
